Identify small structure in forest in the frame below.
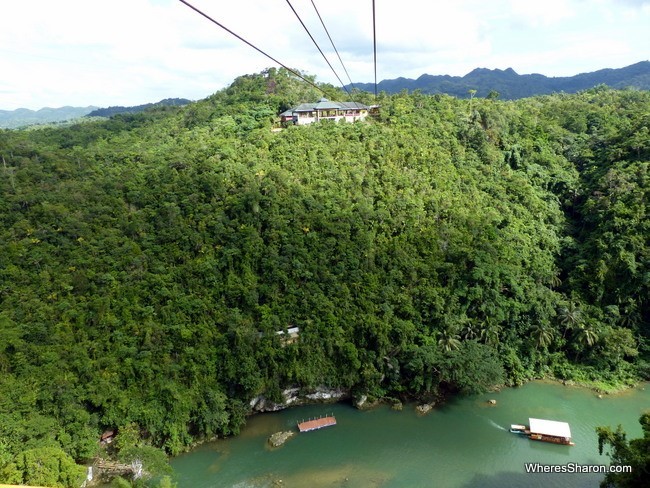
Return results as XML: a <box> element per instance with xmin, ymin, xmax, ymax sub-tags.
<box><xmin>281</xmin><ymin>98</ymin><xmax>370</xmax><ymax>125</ymax></box>
<box><xmin>100</xmin><ymin>430</ymin><xmax>116</xmax><ymax>445</ymax></box>
<box><xmin>276</xmin><ymin>326</ymin><xmax>300</xmax><ymax>345</ymax></box>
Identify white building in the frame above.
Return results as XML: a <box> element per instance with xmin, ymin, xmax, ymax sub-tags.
<box><xmin>280</xmin><ymin>98</ymin><xmax>371</xmax><ymax>125</ymax></box>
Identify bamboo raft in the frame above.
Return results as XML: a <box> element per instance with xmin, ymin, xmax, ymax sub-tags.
<box><xmin>297</xmin><ymin>415</ymin><xmax>337</xmax><ymax>432</ymax></box>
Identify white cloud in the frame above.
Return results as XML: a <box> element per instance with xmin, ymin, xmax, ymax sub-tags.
<box><xmin>507</xmin><ymin>0</ymin><xmax>576</xmax><ymax>27</ymax></box>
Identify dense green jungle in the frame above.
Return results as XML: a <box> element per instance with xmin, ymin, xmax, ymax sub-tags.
<box><xmin>0</xmin><ymin>69</ymin><xmax>648</xmax><ymax>487</ymax></box>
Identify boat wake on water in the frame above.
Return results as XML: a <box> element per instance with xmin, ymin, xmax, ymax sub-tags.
<box><xmin>488</xmin><ymin>419</ymin><xmax>507</xmax><ymax>431</ymax></box>
<box><xmin>474</xmin><ymin>413</ymin><xmax>508</xmax><ymax>431</ymax></box>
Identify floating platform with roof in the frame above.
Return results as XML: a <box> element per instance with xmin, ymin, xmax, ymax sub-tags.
<box><xmin>510</xmin><ymin>418</ymin><xmax>574</xmax><ymax>445</ymax></box>
<box><xmin>297</xmin><ymin>414</ymin><xmax>337</xmax><ymax>433</ymax></box>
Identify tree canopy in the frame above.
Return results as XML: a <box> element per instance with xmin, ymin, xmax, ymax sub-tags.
<box><xmin>597</xmin><ymin>413</ymin><xmax>650</xmax><ymax>487</ymax></box>
<box><xmin>0</xmin><ymin>68</ymin><xmax>648</xmax><ymax>484</ymax></box>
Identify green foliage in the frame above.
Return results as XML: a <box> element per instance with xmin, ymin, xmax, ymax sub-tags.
<box><xmin>0</xmin><ymin>70</ymin><xmax>648</xmax><ymax>482</ymax></box>
<box><xmin>157</xmin><ymin>475</ymin><xmax>177</xmax><ymax>488</ymax></box>
<box><xmin>0</xmin><ymin>439</ymin><xmax>12</xmax><ymax>470</ymax></box>
<box><xmin>597</xmin><ymin>413</ymin><xmax>650</xmax><ymax>487</ymax></box>
<box><xmin>110</xmin><ymin>475</ymin><xmax>178</xmax><ymax>488</ymax></box>
<box><xmin>0</xmin><ymin>446</ymin><xmax>86</xmax><ymax>488</ymax></box>
<box><xmin>441</xmin><ymin>341</ymin><xmax>505</xmax><ymax>394</ymax></box>
<box><xmin>114</xmin><ymin>423</ymin><xmax>142</xmax><ymax>454</ymax></box>
<box><xmin>118</xmin><ymin>445</ymin><xmax>172</xmax><ymax>478</ymax></box>
<box><xmin>112</xmin><ymin>477</ymin><xmax>134</xmax><ymax>488</ymax></box>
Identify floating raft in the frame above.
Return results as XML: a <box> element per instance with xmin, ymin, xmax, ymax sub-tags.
<box><xmin>297</xmin><ymin>415</ymin><xmax>337</xmax><ymax>432</ymax></box>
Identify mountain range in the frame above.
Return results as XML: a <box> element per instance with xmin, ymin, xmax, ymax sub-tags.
<box><xmin>0</xmin><ymin>98</ymin><xmax>191</xmax><ymax>129</ymax></box>
<box><xmin>2</xmin><ymin>62</ymin><xmax>649</xmax><ymax>129</ymax></box>
<box><xmin>0</xmin><ymin>106</ymin><xmax>98</xmax><ymax>129</ymax></box>
<box><xmin>85</xmin><ymin>98</ymin><xmax>192</xmax><ymax>118</ymax></box>
<box><xmin>349</xmin><ymin>61</ymin><xmax>650</xmax><ymax>99</ymax></box>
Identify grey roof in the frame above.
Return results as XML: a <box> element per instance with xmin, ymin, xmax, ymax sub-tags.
<box><xmin>279</xmin><ymin>109</ymin><xmax>294</xmax><ymax>117</ymax></box>
<box><xmin>290</xmin><ymin>99</ymin><xmax>369</xmax><ymax>113</ymax></box>
<box><xmin>340</xmin><ymin>102</ymin><xmax>368</xmax><ymax>109</ymax></box>
<box><xmin>293</xmin><ymin>103</ymin><xmax>317</xmax><ymax>112</ymax></box>
<box><xmin>314</xmin><ymin>99</ymin><xmax>342</xmax><ymax>110</ymax></box>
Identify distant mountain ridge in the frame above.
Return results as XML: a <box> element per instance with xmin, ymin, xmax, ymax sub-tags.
<box><xmin>0</xmin><ymin>106</ymin><xmax>97</xmax><ymax>129</ymax></box>
<box><xmin>0</xmin><ymin>98</ymin><xmax>192</xmax><ymax>129</ymax></box>
<box><xmin>349</xmin><ymin>61</ymin><xmax>650</xmax><ymax>99</ymax></box>
<box><xmin>3</xmin><ymin>63</ymin><xmax>647</xmax><ymax>129</ymax></box>
<box><xmin>86</xmin><ymin>98</ymin><xmax>192</xmax><ymax>118</ymax></box>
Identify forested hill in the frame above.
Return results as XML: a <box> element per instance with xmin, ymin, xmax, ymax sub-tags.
<box><xmin>0</xmin><ymin>68</ymin><xmax>648</xmax><ymax>487</ymax></box>
<box><xmin>86</xmin><ymin>98</ymin><xmax>192</xmax><ymax>118</ymax></box>
<box><xmin>0</xmin><ymin>99</ymin><xmax>192</xmax><ymax>129</ymax></box>
<box><xmin>349</xmin><ymin>61</ymin><xmax>650</xmax><ymax>99</ymax></box>
<box><xmin>0</xmin><ymin>106</ymin><xmax>98</xmax><ymax>129</ymax></box>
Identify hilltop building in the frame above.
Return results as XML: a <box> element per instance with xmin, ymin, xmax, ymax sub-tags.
<box><xmin>280</xmin><ymin>98</ymin><xmax>372</xmax><ymax>125</ymax></box>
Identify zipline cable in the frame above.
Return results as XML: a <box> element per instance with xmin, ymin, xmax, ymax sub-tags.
<box><xmin>177</xmin><ymin>0</ymin><xmax>326</xmax><ymax>95</ymax></box>
<box><xmin>284</xmin><ymin>0</ymin><xmax>352</xmax><ymax>98</ymax></box>
<box><xmin>309</xmin><ymin>0</ymin><xmax>357</xmax><ymax>93</ymax></box>
<box><xmin>372</xmin><ymin>0</ymin><xmax>377</xmax><ymax>99</ymax></box>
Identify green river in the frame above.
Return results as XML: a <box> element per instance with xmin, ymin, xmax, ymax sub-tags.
<box><xmin>171</xmin><ymin>381</ymin><xmax>649</xmax><ymax>487</ymax></box>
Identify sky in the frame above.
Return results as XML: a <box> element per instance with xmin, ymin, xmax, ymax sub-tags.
<box><xmin>1</xmin><ymin>0</ymin><xmax>649</xmax><ymax>110</ymax></box>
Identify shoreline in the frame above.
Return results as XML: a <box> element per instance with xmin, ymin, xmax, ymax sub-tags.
<box><xmin>534</xmin><ymin>376</ymin><xmax>645</xmax><ymax>396</ymax></box>
<box><xmin>169</xmin><ymin>381</ymin><xmax>650</xmax><ymax>488</ymax></box>
<box><xmin>173</xmin><ymin>377</ymin><xmax>648</xmax><ymax>457</ymax></box>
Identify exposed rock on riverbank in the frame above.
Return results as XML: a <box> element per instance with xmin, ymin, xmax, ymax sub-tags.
<box><xmin>250</xmin><ymin>386</ymin><xmax>349</xmax><ymax>413</ymax></box>
<box><xmin>354</xmin><ymin>394</ymin><xmax>381</xmax><ymax>410</ymax></box>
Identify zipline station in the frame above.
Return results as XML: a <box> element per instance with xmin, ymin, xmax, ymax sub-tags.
<box><xmin>280</xmin><ymin>98</ymin><xmax>370</xmax><ymax>125</ymax></box>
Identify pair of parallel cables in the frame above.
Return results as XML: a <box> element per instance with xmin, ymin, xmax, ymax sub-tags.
<box><xmin>177</xmin><ymin>0</ymin><xmax>378</xmax><ymax>99</ymax></box>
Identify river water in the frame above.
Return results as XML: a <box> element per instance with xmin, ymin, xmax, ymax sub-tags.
<box><xmin>171</xmin><ymin>381</ymin><xmax>649</xmax><ymax>488</ymax></box>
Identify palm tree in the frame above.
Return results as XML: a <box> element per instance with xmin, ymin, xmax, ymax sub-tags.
<box><xmin>531</xmin><ymin>323</ymin><xmax>554</xmax><ymax>350</ymax></box>
<box><xmin>619</xmin><ymin>299</ymin><xmax>640</xmax><ymax>329</ymax></box>
<box><xmin>478</xmin><ymin>321</ymin><xmax>501</xmax><ymax>347</ymax></box>
<box><xmin>558</xmin><ymin>302</ymin><xmax>582</xmax><ymax>337</ymax></box>
<box><xmin>437</xmin><ymin>329</ymin><xmax>461</xmax><ymax>352</ymax></box>
<box><xmin>572</xmin><ymin>322</ymin><xmax>599</xmax><ymax>362</ymax></box>
<box><xmin>575</xmin><ymin>323</ymin><xmax>599</xmax><ymax>348</ymax></box>
<box><xmin>461</xmin><ymin>321</ymin><xmax>478</xmax><ymax>341</ymax></box>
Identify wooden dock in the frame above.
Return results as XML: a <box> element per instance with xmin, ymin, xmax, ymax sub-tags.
<box><xmin>297</xmin><ymin>415</ymin><xmax>337</xmax><ymax>432</ymax></box>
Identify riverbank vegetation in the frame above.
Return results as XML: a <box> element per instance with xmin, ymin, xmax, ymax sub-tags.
<box><xmin>0</xmin><ymin>68</ymin><xmax>648</xmax><ymax>486</ymax></box>
<box><xmin>597</xmin><ymin>413</ymin><xmax>650</xmax><ymax>487</ymax></box>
